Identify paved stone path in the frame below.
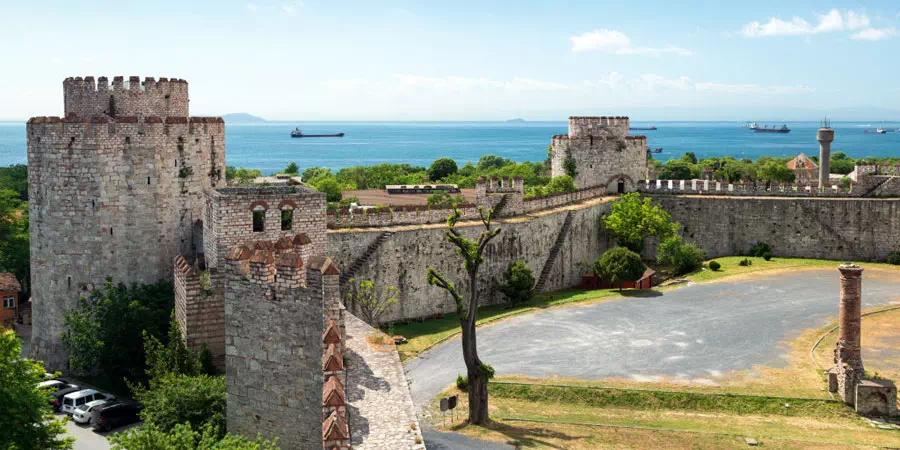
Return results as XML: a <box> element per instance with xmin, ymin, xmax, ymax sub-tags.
<box><xmin>405</xmin><ymin>268</ymin><xmax>900</xmax><ymax>449</ymax></box>
<box><xmin>344</xmin><ymin>313</ymin><xmax>426</xmax><ymax>449</ymax></box>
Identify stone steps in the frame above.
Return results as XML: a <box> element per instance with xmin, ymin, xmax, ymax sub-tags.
<box><xmin>534</xmin><ymin>211</ymin><xmax>573</xmax><ymax>292</ymax></box>
<box><xmin>339</xmin><ymin>231</ymin><xmax>393</xmax><ymax>284</ymax></box>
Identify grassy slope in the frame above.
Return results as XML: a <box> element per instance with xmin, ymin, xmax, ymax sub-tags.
<box><xmin>391</xmin><ymin>256</ymin><xmax>900</xmax><ymax>362</ymax></box>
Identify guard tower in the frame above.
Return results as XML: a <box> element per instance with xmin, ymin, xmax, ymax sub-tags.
<box><xmin>817</xmin><ymin>118</ymin><xmax>834</xmax><ymax>189</ymax></box>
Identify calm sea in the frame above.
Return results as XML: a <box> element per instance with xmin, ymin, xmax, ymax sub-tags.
<box><xmin>2</xmin><ymin>121</ymin><xmax>900</xmax><ymax>174</ymax></box>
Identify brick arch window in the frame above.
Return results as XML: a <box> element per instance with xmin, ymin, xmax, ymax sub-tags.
<box><xmin>252</xmin><ymin>205</ymin><xmax>266</xmax><ymax>233</ymax></box>
<box><xmin>278</xmin><ymin>200</ymin><xmax>297</xmax><ymax>231</ymax></box>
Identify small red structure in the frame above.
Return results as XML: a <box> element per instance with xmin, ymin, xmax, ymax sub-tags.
<box><xmin>581</xmin><ymin>268</ymin><xmax>656</xmax><ymax>290</ymax></box>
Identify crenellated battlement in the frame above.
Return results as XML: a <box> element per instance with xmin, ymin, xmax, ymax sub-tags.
<box><xmin>568</xmin><ymin>116</ymin><xmax>630</xmax><ymax>139</ymax></box>
<box><xmin>63</xmin><ymin>75</ymin><xmax>190</xmax><ymax>118</ymax></box>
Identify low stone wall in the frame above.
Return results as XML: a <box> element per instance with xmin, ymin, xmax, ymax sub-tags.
<box><xmin>650</xmin><ymin>195</ymin><xmax>900</xmax><ymax>261</ymax></box>
<box><xmin>327</xmin><ymin>198</ymin><xmax>613</xmax><ymax>323</ymax></box>
<box><xmin>638</xmin><ymin>179</ymin><xmax>855</xmax><ymax>197</ymax></box>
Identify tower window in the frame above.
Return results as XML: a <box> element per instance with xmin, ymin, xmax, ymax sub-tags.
<box><xmin>110</xmin><ymin>227</ymin><xmax>114</xmax><ymax>236</ymax></box>
<box><xmin>125</xmin><ymin>136</ymin><xmax>131</xmax><ymax>144</ymax></box>
<box><xmin>281</xmin><ymin>209</ymin><xmax>293</xmax><ymax>231</ymax></box>
<box><xmin>147</xmin><ymin>177</ymin><xmax>151</xmax><ymax>185</ymax></box>
<box><xmin>252</xmin><ymin>207</ymin><xmax>266</xmax><ymax>232</ymax></box>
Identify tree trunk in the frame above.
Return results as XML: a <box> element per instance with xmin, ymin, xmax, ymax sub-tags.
<box><xmin>461</xmin><ymin>270</ymin><xmax>489</xmax><ymax>425</ymax></box>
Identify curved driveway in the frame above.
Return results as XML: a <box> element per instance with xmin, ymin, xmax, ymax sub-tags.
<box><xmin>407</xmin><ymin>268</ymin><xmax>900</xmax><ymax>417</ymax></box>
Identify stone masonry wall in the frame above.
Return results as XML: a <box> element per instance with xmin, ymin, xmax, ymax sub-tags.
<box><xmin>28</xmin><ymin>114</ymin><xmax>225</xmax><ymax>370</ymax></box>
<box><xmin>649</xmin><ymin>195</ymin><xmax>900</xmax><ymax>262</ymax></box>
<box><xmin>205</xmin><ymin>186</ymin><xmax>326</xmax><ymax>269</ymax></box>
<box><xmin>550</xmin><ymin>116</ymin><xmax>648</xmax><ymax>191</ymax></box>
<box><xmin>224</xmin><ymin>246</ymin><xmax>336</xmax><ymax>449</ymax></box>
<box><xmin>63</xmin><ymin>76</ymin><xmax>189</xmax><ymax>118</ymax></box>
<box><xmin>327</xmin><ymin>198</ymin><xmax>613</xmax><ymax>323</ymax></box>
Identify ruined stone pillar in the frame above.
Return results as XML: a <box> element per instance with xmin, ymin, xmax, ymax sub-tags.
<box><xmin>837</xmin><ymin>263</ymin><xmax>864</xmax><ymax>370</ymax></box>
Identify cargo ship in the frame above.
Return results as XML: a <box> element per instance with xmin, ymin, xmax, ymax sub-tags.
<box><xmin>753</xmin><ymin>124</ymin><xmax>790</xmax><ymax>134</ymax></box>
<box><xmin>290</xmin><ymin>128</ymin><xmax>345</xmax><ymax>138</ymax></box>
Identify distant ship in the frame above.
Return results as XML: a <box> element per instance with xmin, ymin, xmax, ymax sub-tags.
<box><xmin>290</xmin><ymin>127</ymin><xmax>345</xmax><ymax>138</ymax></box>
<box><xmin>630</xmin><ymin>126</ymin><xmax>657</xmax><ymax>131</ymax></box>
<box><xmin>754</xmin><ymin>124</ymin><xmax>790</xmax><ymax>134</ymax></box>
<box><xmin>742</xmin><ymin>121</ymin><xmax>759</xmax><ymax>130</ymax></box>
<box><xmin>646</xmin><ymin>147</ymin><xmax>663</xmax><ymax>153</ymax></box>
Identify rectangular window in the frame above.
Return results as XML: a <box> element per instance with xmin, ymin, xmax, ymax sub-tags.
<box><xmin>281</xmin><ymin>209</ymin><xmax>293</xmax><ymax>231</ymax></box>
<box><xmin>2</xmin><ymin>296</ymin><xmax>14</xmax><ymax>308</ymax></box>
<box><xmin>252</xmin><ymin>210</ymin><xmax>265</xmax><ymax>232</ymax></box>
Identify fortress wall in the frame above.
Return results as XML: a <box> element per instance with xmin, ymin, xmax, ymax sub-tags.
<box><xmin>650</xmin><ymin>195</ymin><xmax>900</xmax><ymax>262</ymax></box>
<box><xmin>327</xmin><ymin>199</ymin><xmax>612</xmax><ymax>323</ymax></box>
<box><xmin>27</xmin><ymin>117</ymin><xmax>224</xmax><ymax>369</ymax></box>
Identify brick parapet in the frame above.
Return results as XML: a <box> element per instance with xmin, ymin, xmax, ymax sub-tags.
<box><xmin>636</xmin><ymin>179</ymin><xmax>860</xmax><ymax>197</ymax></box>
<box><xmin>174</xmin><ymin>254</ymin><xmax>225</xmax><ymax>371</ymax></box>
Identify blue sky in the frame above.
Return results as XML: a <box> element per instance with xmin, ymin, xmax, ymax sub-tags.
<box><xmin>2</xmin><ymin>1</ymin><xmax>900</xmax><ymax>120</ymax></box>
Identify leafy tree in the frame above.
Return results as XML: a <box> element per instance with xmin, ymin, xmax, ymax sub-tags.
<box><xmin>226</xmin><ymin>167</ymin><xmax>264</xmax><ymax>185</ymax></box>
<box><xmin>142</xmin><ymin>313</ymin><xmax>206</xmax><ymax>382</ymax></box>
<box><xmin>426</xmin><ymin>207</ymin><xmax>501</xmax><ymax>425</ymax></box>
<box><xmin>545</xmin><ymin>175</ymin><xmax>577</xmax><ymax>194</ymax></box>
<box><xmin>133</xmin><ymin>373</ymin><xmax>226</xmax><ymax>437</ymax></box>
<box><xmin>62</xmin><ymin>278</ymin><xmax>174</xmax><ymax>388</ymax></box>
<box><xmin>680</xmin><ymin>152</ymin><xmax>698</xmax><ymax>165</ymax></box>
<box><xmin>499</xmin><ymin>261</ymin><xmax>535</xmax><ymax>307</ymax></box>
<box><xmin>830</xmin><ymin>152</ymin><xmax>856</xmax><ymax>175</ymax></box>
<box><xmin>657</xmin><ymin>236</ymin><xmax>705</xmax><ymax>276</ymax></box>
<box><xmin>0</xmin><ymin>188</ymin><xmax>29</xmax><ymax>296</ymax></box>
<box><xmin>458</xmin><ymin>161</ymin><xmax>477</xmax><ymax>177</ymax></box>
<box><xmin>757</xmin><ymin>160</ymin><xmax>796</xmax><ymax>184</ymax></box>
<box><xmin>0</xmin><ymin>330</ymin><xmax>74</xmax><ymax>450</ymax></box>
<box><xmin>659</xmin><ymin>160</ymin><xmax>695</xmax><ymax>180</ymax></box>
<box><xmin>282</xmin><ymin>162</ymin><xmax>299</xmax><ymax>175</ymax></box>
<box><xmin>602</xmin><ymin>193</ymin><xmax>679</xmax><ymax>253</ymax></box>
<box><xmin>476</xmin><ymin>155</ymin><xmax>509</xmax><ymax>172</ymax></box>
<box><xmin>428</xmin><ymin>158</ymin><xmax>458</xmax><ymax>181</ymax></box>
<box><xmin>0</xmin><ymin>164</ymin><xmax>28</xmax><ymax>201</ymax></box>
<box><xmin>301</xmin><ymin>167</ymin><xmax>332</xmax><ymax>183</ymax></box>
<box><xmin>344</xmin><ymin>278</ymin><xmax>399</xmax><ymax>326</ymax></box>
<box><xmin>109</xmin><ymin>422</ymin><xmax>279</xmax><ymax>450</ymax></box>
<box><xmin>594</xmin><ymin>247</ymin><xmax>646</xmax><ymax>290</ymax></box>
<box><xmin>314</xmin><ymin>178</ymin><xmax>343</xmax><ymax>202</ymax></box>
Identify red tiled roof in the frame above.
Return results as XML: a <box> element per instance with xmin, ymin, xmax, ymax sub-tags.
<box><xmin>0</xmin><ymin>273</ymin><xmax>21</xmax><ymax>292</ymax></box>
<box><xmin>786</xmin><ymin>153</ymin><xmax>818</xmax><ymax>170</ymax></box>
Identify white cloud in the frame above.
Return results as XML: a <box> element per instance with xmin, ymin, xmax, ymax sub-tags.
<box><xmin>51</xmin><ymin>57</ymin><xmax>63</xmax><ymax>64</ymax></box>
<box><xmin>246</xmin><ymin>3</ymin><xmax>258</xmax><ymax>12</ymax></box>
<box><xmin>851</xmin><ymin>27</ymin><xmax>897</xmax><ymax>41</ymax></box>
<box><xmin>741</xmin><ymin>9</ymin><xmax>872</xmax><ymax>37</ymax></box>
<box><xmin>569</xmin><ymin>29</ymin><xmax>692</xmax><ymax>56</ymax></box>
<box><xmin>280</xmin><ymin>1</ymin><xmax>303</xmax><ymax>15</ymax></box>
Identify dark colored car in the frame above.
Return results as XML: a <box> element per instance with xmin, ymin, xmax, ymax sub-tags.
<box><xmin>49</xmin><ymin>386</ymin><xmax>81</xmax><ymax>412</ymax></box>
<box><xmin>93</xmin><ymin>402</ymin><xmax>140</xmax><ymax>432</ymax></box>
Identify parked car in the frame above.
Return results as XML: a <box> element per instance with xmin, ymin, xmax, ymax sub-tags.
<box><xmin>49</xmin><ymin>386</ymin><xmax>82</xmax><ymax>412</ymax></box>
<box><xmin>61</xmin><ymin>389</ymin><xmax>108</xmax><ymax>414</ymax></box>
<box><xmin>37</xmin><ymin>379</ymin><xmax>71</xmax><ymax>392</ymax></box>
<box><xmin>72</xmin><ymin>398</ymin><xmax>112</xmax><ymax>425</ymax></box>
<box><xmin>93</xmin><ymin>402</ymin><xmax>140</xmax><ymax>432</ymax></box>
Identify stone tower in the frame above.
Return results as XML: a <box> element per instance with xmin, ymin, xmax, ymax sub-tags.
<box><xmin>27</xmin><ymin>76</ymin><xmax>225</xmax><ymax>370</ymax></box>
<box><xmin>817</xmin><ymin>122</ymin><xmax>834</xmax><ymax>188</ymax></box>
<box><xmin>550</xmin><ymin>116</ymin><xmax>648</xmax><ymax>192</ymax></box>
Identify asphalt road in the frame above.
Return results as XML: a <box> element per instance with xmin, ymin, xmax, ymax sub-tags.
<box><xmin>406</xmin><ymin>268</ymin><xmax>900</xmax><ymax>448</ymax></box>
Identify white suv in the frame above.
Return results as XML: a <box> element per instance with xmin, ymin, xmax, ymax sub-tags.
<box><xmin>61</xmin><ymin>389</ymin><xmax>108</xmax><ymax>415</ymax></box>
<box><xmin>72</xmin><ymin>399</ymin><xmax>112</xmax><ymax>424</ymax></box>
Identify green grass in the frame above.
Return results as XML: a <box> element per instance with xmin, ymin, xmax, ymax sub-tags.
<box><xmin>487</xmin><ymin>382</ymin><xmax>850</xmax><ymax>419</ymax></box>
<box><xmin>392</xmin><ymin>256</ymin><xmax>900</xmax><ymax>363</ymax></box>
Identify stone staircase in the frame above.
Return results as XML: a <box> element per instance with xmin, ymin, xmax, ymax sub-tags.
<box><xmin>339</xmin><ymin>231</ymin><xmax>393</xmax><ymax>285</ymax></box>
<box><xmin>490</xmin><ymin>193</ymin><xmax>510</xmax><ymax>217</ymax></box>
<box><xmin>534</xmin><ymin>211</ymin><xmax>573</xmax><ymax>292</ymax></box>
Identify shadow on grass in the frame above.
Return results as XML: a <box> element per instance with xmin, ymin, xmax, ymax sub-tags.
<box><xmin>450</xmin><ymin>418</ymin><xmax>583</xmax><ymax>450</ymax></box>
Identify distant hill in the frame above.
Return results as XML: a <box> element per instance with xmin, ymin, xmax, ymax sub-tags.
<box><xmin>221</xmin><ymin>113</ymin><xmax>266</xmax><ymax>123</ymax></box>
<box><xmin>505</xmin><ymin>118</ymin><xmax>526</xmax><ymax>123</ymax></box>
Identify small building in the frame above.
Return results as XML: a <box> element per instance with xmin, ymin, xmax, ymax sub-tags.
<box><xmin>787</xmin><ymin>153</ymin><xmax>819</xmax><ymax>183</ymax></box>
<box><xmin>0</xmin><ymin>273</ymin><xmax>22</xmax><ymax>329</ymax></box>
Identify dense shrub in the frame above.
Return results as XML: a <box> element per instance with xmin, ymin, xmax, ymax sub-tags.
<box><xmin>708</xmin><ymin>260</ymin><xmax>721</xmax><ymax>271</ymax></box>
<box><xmin>888</xmin><ymin>252</ymin><xmax>900</xmax><ymax>265</ymax></box>
<box><xmin>109</xmin><ymin>422</ymin><xmax>279</xmax><ymax>450</ymax></box>
<box><xmin>763</xmin><ymin>252</ymin><xmax>772</xmax><ymax>261</ymax></box>
<box><xmin>133</xmin><ymin>373</ymin><xmax>226</xmax><ymax>437</ymax></box>
<box><xmin>739</xmin><ymin>258</ymin><xmax>753</xmax><ymax>267</ymax></box>
<box><xmin>657</xmin><ymin>237</ymin><xmax>706</xmax><ymax>276</ymax></box>
<box><xmin>750</xmin><ymin>242</ymin><xmax>771</xmax><ymax>258</ymax></box>
<box><xmin>603</xmin><ymin>193</ymin><xmax>679</xmax><ymax>254</ymax></box>
<box><xmin>499</xmin><ymin>261</ymin><xmax>535</xmax><ymax>307</ymax></box>
<box><xmin>594</xmin><ymin>247</ymin><xmax>646</xmax><ymax>289</ymax></box>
